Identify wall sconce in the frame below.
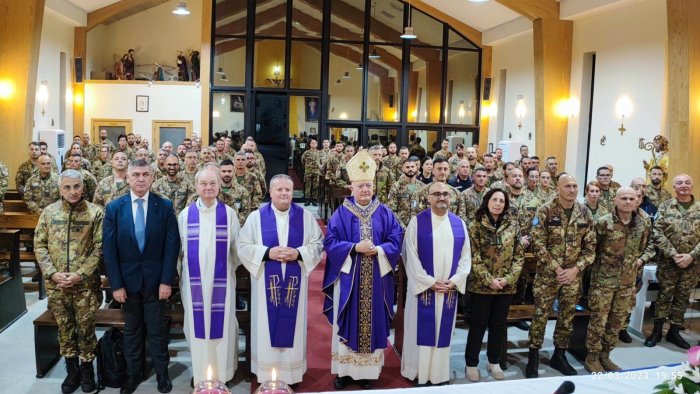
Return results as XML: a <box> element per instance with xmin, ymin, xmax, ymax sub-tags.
<box><xmin>37</xmin><ymin>80</ymin><xmax>49</xmax><ymax>117</ymax></box>
<box><xmin>556</xmin><ymin>97</ymin><xmax>579</xmax><ymax>118</ymax></box>
<box><xmin>458</xmin><ymin>100</ymin><xmax>465</xmax><ymax>124</ymax></box>
<box><xmin>615</xmin><ymin>95</ymin><xmax>633</xmax><ymax>135</ymax></box>
<box><xmin>212</xmin><ymin>110</ymin><xmax>220</xmax><ymax>118</ymax></box>
<box><xmin>515</xmin><ymin>95</ymin><xmax>526</xmax><ymax>130</ymax></box>
<box><xmin>267</xmin><ymin>64</ymin><xmax>283</xmax><ymax>87</ymax></box>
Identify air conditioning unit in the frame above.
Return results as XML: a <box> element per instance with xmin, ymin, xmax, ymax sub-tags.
<box><xmin>37</xmin><ymin>129</ymin><xmax>66</xmax><ymax>169</ymax></box>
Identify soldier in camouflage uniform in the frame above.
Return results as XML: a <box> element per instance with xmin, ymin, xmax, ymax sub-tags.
<box><xmin>92</xmin><ymin>152</ymin><xmax>130</xmax><ymax>207</ymax></box>
<box><xmin>324</xmin><ymin>143</ymin><xmax>344</xmax><ymax>186</ymax></box>
<box><xmin>219</xmin><ymin>160</ymin><xmax>254</xmax><ymax>225</ymax></box>
<box><xmin>432</xmin><ymin>139</ymin><xmax>452</xmax><ymax>161</ymax></box>
<box><xmin>232</xmin><ymin>152</ymin><xmax>263</xmax><ymax>206</ymax></box>
<box><xmin>490</xmin><ymin>162</ymin><xmax>515</xmax><ymax>192</ymax></box>
<box><xmin>465</xmin><ymin>188</ymin><xmax>524</xmax><ymax>380</ymax></box>
<box><xmin>538</xmin><ymin>171</ymin><xmax>555</xmax><ymax>203</ymax></box>
<box><xmin>417</xmin><ymin>158</ymin><xmax>464</xmax><ymax>217</ymax></box>
<box><xmin>151</xmin><ymin>154</ymin><xmax>196</xmax><ymax>215</ymax></box>
<box><xmin>16</xmin><ymin>141</ymin><xmax>45</xmax><ymax>197</ymax></box>
<box><xmin>95</xmin><ymin>129</ymin><xmax>115</xmax><ymax>152</ymax></box>
<box><xmin>463</xmin><ymin>167</ymin><xmax>490</xmax><ymax>224</ymax></box>
<box><xmin>465</xmin><ymin>147</ymin><xmax>485</xmax><ymax>174</ymax></box>
<box><xmin>319</xmin><ymin>139</ymin><xmax>332</xmax><ymax>170</ymax></box>
<box><xmin>24</xmin><ymin>155</ymin><xmax>61</xmax><ymax>214</ymax></box>
<box><xmin>334</xmin><ymin>145</ymin><xmax>355</xmax><ymax>190</ymax></box>
<box><xmin>387</xmin><ymin>157</ymin><xmax>421</xmax><ymax>228</ymax></box>
<box><xmin>301</xmin><ymin>139</ymin><xmax>322</xmax><ymax>206</ymax></box>
<box><xmin>584</xmin><ymin>188</ymin><xmax>652</xmax><ymax>373</ymax></box>
<box><xmin>482</xmin><ymin>154</ymin><xmax>502</xmax><ymax>188</ymax></box>
<box><xmin>393</xmin><ymin>146</ymin><xmax>410</xmax><ymax>181</ymax></box>
<box><xmin>595</xmin><ymin>166</ymin><xmax>618</xmax><ymax>212</ymax></box>
<box><xmin>245</xmin><ymin>150</ymin><xmax>267</xmax><ymax>196</ymax></box>
<box><xmin>62</xmin><ymin>143</ymin><xmax>92</xmax><ymax>172</ymax></box>
<box><xmin>180</xmin><ymin>150</ymin><xmax>198</xmax><ymax>184</ymax></box>
<box><xmin>113</xmin><ymin>134</ymin><xmax>134</xmax><ymax>160</ymax></box>
<box><xmin>34</xmin><ymin>169</ymin><xmax>103</xmax><ymax>393</ymax></box>
<box><xmin>369</xmin><ymin>145</ymin><xmax>393</xmax><ymax>204</ymax></box>
<box><xmin>525</xmin><ymin>175</ymin><xmax>596</xmax><ymax>378</ymax></box>
<box><xmin>150</xmin><ymin>149</ymin><xmax>168</xmax><ymax>181</ymax></box>
<box><xmin>381</xmin><ymin>142</ymin><xmax>401</xmax><ymax>177</ymax></box>
<box><xmin>647</xmin><ymin>166</ymin><xmax>673</xmax><ymax>207</ymax></box>
<box><xmin>91</xmin><ymin>145</ymin><xmax>112</xmax><ymax>182</ymax></box>
<box><xmin>81</xmin><ymin>133</ymin><xmax>96</xmax><ymax>162</ymax></box>
<box><xmin>447</xmin><ymin>144</ymin><xmax>465</xmax><ymax>175</ymax></box>
<box><xmin>67</xmin><ymin>154</ymin><xmax>97</xmax><ymax>201</ymax></box>
<box><xmin>244</xmin><ymin>138</ymin><xmax>267</xmax><ymax>177</ymax></box>
<box><xmin>583</xmin><ymin>181</ymin><xmax>608</xmax><ymax>219</ymax></box>
<box><xmin>0</xmin><ymin>161</ymin><xmax>8</xmax><ymax>212</ymax></box>
<box><xmin>644</xmin><ymin>174</ymin><xmax>700</xmax><ymax>350</ymax></box>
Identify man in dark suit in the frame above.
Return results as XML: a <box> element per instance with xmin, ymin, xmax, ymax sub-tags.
<box><xmin>103</xmin><ymin>159</ymin><xmax>180</xmax><ymax>394</ymax></box>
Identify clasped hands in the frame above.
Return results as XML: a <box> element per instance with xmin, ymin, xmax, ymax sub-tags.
<box><xmin>355</xmin><ymin>239</ymin><xmax>378</xmax><ymax>256</ymax></box>
<box><xmin>270</xmin><ymin>246</ymin><xmax>300</xmax><ymax>263</ymax></box>
<box><xmin>555</xmin><ymin>266</ymin><xmax>579</xmax><ymax>285</ymax></box>
<box><xmin>50</xmin><ymin>272</ymin><xmax>82</xmax><ymax>289</ymax></box>
<box><xmin>672</xmin><ymin>253</ymin><xmax>694</xmax><ymax>269</ymax></box>
<box><xmin>488</xmin><ymin>278</ymin><xmax>508</xmax><ymax>291</ymax></box>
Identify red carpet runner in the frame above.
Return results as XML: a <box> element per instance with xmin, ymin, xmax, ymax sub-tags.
<box><xmin>252</xmin><ymin>219</ymin><xmax>413</xmax><ymax>392</ymax></box>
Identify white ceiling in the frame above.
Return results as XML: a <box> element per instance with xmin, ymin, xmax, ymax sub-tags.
<box><xmin>419</xmin><ymin>0</ymin><xmax>522</xmax><ymax>32</ymax></box>
<box><xmin>65</xmin><ymin>0</ymin><xmax>120</xmax><ymax>13</ymax></box>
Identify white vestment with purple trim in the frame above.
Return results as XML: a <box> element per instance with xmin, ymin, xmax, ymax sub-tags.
<box><xmin>179</xmin><ymin>199</ymin><xmax>240</xmax><ymax>383</ymax></box>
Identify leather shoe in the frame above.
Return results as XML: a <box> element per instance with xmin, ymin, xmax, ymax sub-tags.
<box><xmin>120</xmin><ymin>376</ymin><xmax>140</xmax><ymax>394</ymax></box>
<box><xmin>157</xmin><ymin>374</ymin><xmax>172</xmax><ymax>393</ymax></box>
<box><xmin>618</xmin><ymin>329</ymin><xmax>632</xmax><ymax>343</ymax></box>
<box><xmin>334</xmin><ymin>376</ymin><xmax>351</xmax><ymax>390</ymax></box>
<box><xmin>357</xmin><ymin>379</ymin><xmax>373</xmax><ymax>390</ymax></box>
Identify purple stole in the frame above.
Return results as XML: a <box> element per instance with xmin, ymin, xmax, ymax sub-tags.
<box><xmin>186</xmin><ymin>201</ymin><xmax>229</xmax><ymax>340</ymax></box>
<box><xmin>416</xmin><ymin>210</ymin><xmax>465</xmax><ymax>347</ymax></box>
<box><xmin>260</xmin><ymin>203</ymin><xmax>304</xmax><ymax>348</ymax></box>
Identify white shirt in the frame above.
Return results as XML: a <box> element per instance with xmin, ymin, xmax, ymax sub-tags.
<box><xmin>130</xmin><ymin>191</ymin><xmax>150</xmax><ymax>225</ymax></box>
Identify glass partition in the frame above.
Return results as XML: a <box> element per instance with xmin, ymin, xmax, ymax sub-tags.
<box><xmin>445</xmin><ymin>51</ymin><xmax>479</xmax><ymax>125</ymax></box>
<box><xmin>328</xmin><ymin>43</ymin><xmax>363</xmax><ymax>120</ymax></box>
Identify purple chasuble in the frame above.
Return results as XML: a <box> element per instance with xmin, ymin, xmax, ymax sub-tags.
<box><xmin>415</xmin><ymin>210</ymin><xmax>465</xmax><ymax>347</ymax></box>
<box><xmin>322</xmin><ymin>197</ymin><xmax>403</xmax><ymax>353</ymax></box>
<box><xmin>186</xmin><ymin>201</ymin><xmax>229</xmax><ymax>340</ymax></box>
<box><xmin>260</xmin><ymin>203</ymin><xmax>304</xmax><ymax>348</ymax></box>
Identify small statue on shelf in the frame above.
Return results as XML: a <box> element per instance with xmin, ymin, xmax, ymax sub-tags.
<box><xmin>189</xmin><ymin>49</ymin><xmax>200</xmax><ymax>81</ymax></box>
<box><xmin>121</xmin><ymin>48</ymin><xmax>135</xmax><ymax>80</ymax></box>
<box><xmin>176</xmin><ymin>50</ymin><xmax>189</xmax><ymax>81</ymax></box>
<box><xmin>152</xmin><ymin>63</ymin><xmax>165</xmax><ymax>81</ymax></box>
<box><xmin>113</xmin><ymin>56</ymin><xmax>125</xmax><ymax>80</ymax></box>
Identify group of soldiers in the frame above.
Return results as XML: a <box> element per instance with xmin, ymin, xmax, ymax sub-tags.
<box><xmin>6</xmin><ymin>131</ymin><xmax>269</xmax><ymax>228</ymax></box>
<box><xmin>300</xmin><ymin>138</ymin><xmax>699</xmax><ymax>377</ymax></box>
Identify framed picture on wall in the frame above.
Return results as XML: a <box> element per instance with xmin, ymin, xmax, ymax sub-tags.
<box><xmin>136</xmin><ymin>95</ymin><xmax>149</xmax><ymax>112</ymax></box>
<box><xmin>230</xmin><ymin>94</ymin><xmax>244</xmax><ymax>112</ymax></box>
<box><xmin>310</xmin><ymin>127</ymin><xmax>317</xmax><ymax>134</ymax></box>
<box><xmin>305</xmin><ymin>96</ymin><xmax>319</xmax><ymax>122</ymax></box>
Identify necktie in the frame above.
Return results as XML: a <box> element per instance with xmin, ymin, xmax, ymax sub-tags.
<box><xmin>135</xmin><ymin>198</ymin><xmax>145</xmax><ymax>252</ymax></box>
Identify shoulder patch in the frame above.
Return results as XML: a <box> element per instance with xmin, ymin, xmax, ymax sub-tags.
<box><xmin>532</xmin><ymin>216</ymin><xmax>540</xmax><ymax>226</ymax></box>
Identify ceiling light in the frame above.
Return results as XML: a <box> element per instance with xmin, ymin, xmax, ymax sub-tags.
<box><xmin>342</xmin><ymin>71</ymin><xmax>351</xmax><ymax>79</ymax></box>
<box><xmin>173</xmin><ymin>1</ymin><xmax>190</xmax><ymax>15</ymax></box>
<box><xmin>401</xmin><ymin>26</ymin><xmax>417</xmax><ymax>40</ymax></box>
<box><xmin>355</xmin><ymin>63</ymin><xmax>363</xmax><ymax>70</ymax></box>
<box><xmin>369</xmin><ymin>48</ymin><xmax>381</xmax><ymax>59</ymax></box>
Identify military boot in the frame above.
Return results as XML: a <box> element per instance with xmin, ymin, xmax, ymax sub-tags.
<box><xmin>61</xmin><ymin>357</ymin><xmax>81</xmax><ymax>394</ymax></box>
<box><xmin>550</xmin><ymin>347</ymin><xmax>577</xmax><ymax>376</ymax></box>
<box><xmin>644</xmin><ymin>319</ymin><xmax>664</xmax><ymax>347</ymax></box>
<box><xmin>599</xmin><ymin>352</ymin><xmax>621</xmax><ymax>371</ymax></box>
<box><xmin>583</xmin><ymin>353</ymin><xmax>604</xmax><ymax>373</ymax></box>
<box><xmin>525</xmin><ymin>348</ymin><xmax>539</xmax><ymax>378</ymax></box>
<box><xmin>666</xmin><ymin>324</ymin><xmax>691</xmax><ymax>350</ymax></box>
<box><xmin>80</xmin><ymin>361</ymin><xmax>96</xmax><ymax>392</ymax></box>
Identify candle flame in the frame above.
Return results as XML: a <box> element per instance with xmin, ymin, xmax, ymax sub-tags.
<box><xmin>207</xmin><ymin>364</ymin><xmax>213</xmax><ymax>381</ymax></box>
<box><xmin>272</xmin><ymin>368</ymin><xmax>277</xmax><ymax>381</ymax></box>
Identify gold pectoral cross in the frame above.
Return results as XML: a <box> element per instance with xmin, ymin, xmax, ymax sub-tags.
<box><xmin>268</xmin><ymin>275</ymin><xmax>281</xmax><ymax>307</ymax></box>
<box><xmin>285</xmin><ymin>276</ymin><xmax>299</xmax><ymax>308</ymax></box>
<box><xmin>421</xmin><ymin>290</ymin><xmax>432</xmax><ymax>306</ymax></box>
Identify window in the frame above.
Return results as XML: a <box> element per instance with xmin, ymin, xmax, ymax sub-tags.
<box><xmin>152</xmin><ymin>121</ymin><xmax>193</xmax><ymax>148</ymax></box>
<box><xmin>90</xmin><ymin>119</ymin><xmax>133</xmax><ymax>146</ymax></box>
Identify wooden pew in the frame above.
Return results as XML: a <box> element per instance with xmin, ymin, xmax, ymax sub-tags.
<box><xmin>0</xmin><ymin>212</ymin><xmax>43</xmax><ymax>299</ymax></box>
<box><xmin>2</xmin><ymin>200</ymin><xmax>29</xmax><ymax>213</ymax></box>
<box><xmin>0</xmin><ymin>229</ymin><xmax>28</xmax><ymax>333</ymax></box>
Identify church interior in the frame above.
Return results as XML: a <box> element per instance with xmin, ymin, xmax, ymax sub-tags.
<box><xmin>1</xmin><ymin>0</ymin><xmax>699</xmax><ymax>393</ymax></box>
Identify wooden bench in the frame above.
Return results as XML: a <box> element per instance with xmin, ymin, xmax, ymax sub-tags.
<box><xmin>2</xmin><ymin>200</ymin><xmax>29</xmax><ymax>213</ymax></box>
<box><xmin>0</xmin><ymin>212</ymin><xmax>43</xmax><ymax>299</ymax></box>
<box><xmin>0</xmin><ymin>229</ymin><xmax>27</xmax><ymax>333</ymax></box>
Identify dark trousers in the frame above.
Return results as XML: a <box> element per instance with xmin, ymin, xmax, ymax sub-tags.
<box><xmin>123</xmin><ymin>291</ymin><xmax>169</xmax><ymax>377</ymax></box>
<box><xmin>465</xmin><ymin>292</ymin><xmax>513</xmax><ymax>366</ymax></box>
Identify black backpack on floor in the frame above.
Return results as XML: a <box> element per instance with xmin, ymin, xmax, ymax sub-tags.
<box><xmin>96</xmin><ymin>328</ymin><xmax>127</xmax><ymax>389</ymax></box>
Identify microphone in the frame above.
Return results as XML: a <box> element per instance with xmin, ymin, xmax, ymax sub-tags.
<box><xmin>553</xmin><ymin>381</ymin><xmax>575</xmax><ymax>394</ymax></box>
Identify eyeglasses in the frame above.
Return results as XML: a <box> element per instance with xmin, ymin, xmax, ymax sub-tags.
<box><xmin>430</xmin><ymin>192</ymin><xmax>450</xmax><ymax>198</ymax></box>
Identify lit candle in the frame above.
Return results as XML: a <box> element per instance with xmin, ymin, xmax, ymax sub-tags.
<box><xmin>192</xmin><ymin>365</ymin><xmax>230</xmax><ymax>394</ymax></box>
<box><xmin>256</xmin><ymin>368</ymin><xmax>293</xmax><ymax>394</ymax></box>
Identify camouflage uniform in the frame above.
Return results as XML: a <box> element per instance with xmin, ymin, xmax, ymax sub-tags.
<box><xmin>432</xmin><ymin>149</ymin><xmax>452</xmax><ymax>161</ymax></box>
<box><xmin>598</xmin><ymin>186</ymin><xmax>619</xmax><ymax>213</ymax></box>
<box><xmin>386</xmin><ymin>177</ymin><xmax>421</xmax><ymax>228</ymax></box>
<box><xmin>462</xmin><ymin>186</ymin><xmax>490</xmax><ymax>225</ymax></box>
<box><xmin>467</xmin><ymin>213</ymin><xmax>524</xmax><ymax>294</ymax></box>
<box><xmin>221</xmin><ymin>183</ymin><xmax>254</xmax><ymax>225</ymax></box>
<box><xmin>509</xmin><ymin>189</ymin><xmax>540</xmax><ymax>303</ymax></box>
<box><xmin>15</xmin><ymin>159</ymin><xmax>40</xmax><ymax>197</ymax></box>
<box><xmin>251</xmin><ymin>167</ymin><xmax>267</xmax><ymax>196</ymax></box>
<box><xmin>151</xmin><ymin>175</ymin><xmax>196</xmax><ymax>215</ymax></box>
<box><xmin>417</xmin><ymin>181</ymin><xmax>465</xmax><ymax>218</ymax></box>
<box><xmin>382</xmin><ymin>155</ymin><xmax>401</xmax><ymax>176</ymax></box>
<box><xmin>23</xmin><ymin>172</ymin><xmax>61</xmax><ymax>214</ymax></box>
<box><xmin>527</xmin><ymin>198</ymin><xmax>597</xmax><ymax>349</ymax></box>
<box><xmin>94</xmin><ymin>139</ymin><xmax>114</xmax><ymax>152</ymax></box>
<box><xmin>234</xmin><ymin>171</ymin><xmax>263</xmax><ymax>206</ymax></box>
<box><xmin>325</xmin><ymin>154</ymin><xmax>344</xmax><ymax>186</ymax></box>
<box><xmin>79</xmin><ymin>169</ymin><xmax>97</xmax><ymax>201</ymax></box>
<box><xmin>0</xmin><ymin>162</ymin><xmax>8</xmax><ymax>212</ymax></box>
<box><xmin>150</xmin><ymin>163</ymin><xmax>168</xmax><ymax>181</ymax></box>
<box><xmin>180</xmin><ymin>169</ymin><xmax>197</xmax><ymax>185</ymax></box>
<box><xmin>537</xmin><ymin>187</ymin><xmax>556</xmax><ymax>204</ymax></box>
<box><xmin>489</xmin><ymin>180</ymin><xmax>508</xmax><ymax>192</ymax></box>
<box><xmin>91</xmin><ymin>159</ymin><xmax>111</xmax><ymax>182</ymax></box>
<box><xmin>646</xmin><ymin>185</ymin><xmax>672</xmax><ymax>208</ymax></box>
<box><xmin>335</xmin><ymin>161</ymin><xmax>352</xmax><ymax>190</ymax></box>
<box><xmin>254</xmin><ymin>151</ymin><xmax>266</xmax><ymax>176</ymax></box>
<box><xmin>586</xmin><ymin>210</ymin><xmax>652</xmax><ymax>354</ymax></box>
<box><xmin>34</xmin><ymin>199</ymin><xmax>103</xmax><ymax>362</ymax></box>
<box><xmin>301</xmin><ymin>148</ymin><xmax>322</xmax><ymax>202</ymax></box>
<box><xmin>113</xmin><ymin>146</ymin><xmax>134</xmax><ymax>160</ymax></box>
<box><xmin>62</xmin><ymin>157</ymin><xmax>92</xmax><ymax>172</ymax></box>
<box><xmin>485</xmin><ymin>170</ymin><xmax>503</xmax><ymax>189</ymax></box>
<box><xmin>92</xmin><ymin>176</ymin><xmax>130</xmax><ymax>207</ymax></box>
<box><xmin>584</xmin><ymin>200</ymin><xmax>609</xmax><ymax>221</ymax></box>
<box><xmin>447</xmin><ymin>155</ymin><xmax>463</xmax><ymax>175</ymax></box>
<box><xmin>653</xmin><ymin>197</ymin><xmax>700</xmax><ymax>325</ymax></box>
<box><xmin>374</xmin><ymin>163</ymin><xmax>393</xmax><ymax>204</ymax></box>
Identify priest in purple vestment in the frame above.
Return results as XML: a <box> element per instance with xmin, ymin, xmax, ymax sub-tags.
<box><xmin>322</xmin><ymin>150</ymin><xmax>403</xmax><ymax>390</ymax></box>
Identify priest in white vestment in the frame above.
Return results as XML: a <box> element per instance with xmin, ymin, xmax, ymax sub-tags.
<box><xmin>237</xmin><ymin>174</ymin><xmax>324</xmax><ymax>385</ymax></box>
<box><xmin>401</xmin><ymin>182</ymin><xmax>471</xmax><ymax>385</ymax></box>
<box><xmin>179</xmin><ymin>168</ymin><xmax>240</xmax><ymax>384</ymax></box>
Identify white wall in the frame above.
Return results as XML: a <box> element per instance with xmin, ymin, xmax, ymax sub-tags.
<box><xmin>83</xmin><ymin>82</ymin><xmax>202</xmax><ymax>143</ymax></box>
<box><xmin>566</xmin><ymin>0</ymin><xmax>667</xmax><ymax>187</ymax></box>
<box><xmin>34</xmin><ymin>9</ymin><xmax>75</xmax><ymax>137</ymax></box>
<box><xmin>488</xmin><ymin>31</ymin><xmax>536</xmax><ymax>153</ymax></box>
<box><xmin>86</xmin><ymin>0</ymin><xmax>202</xmax><ymax>80</ymax></box>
